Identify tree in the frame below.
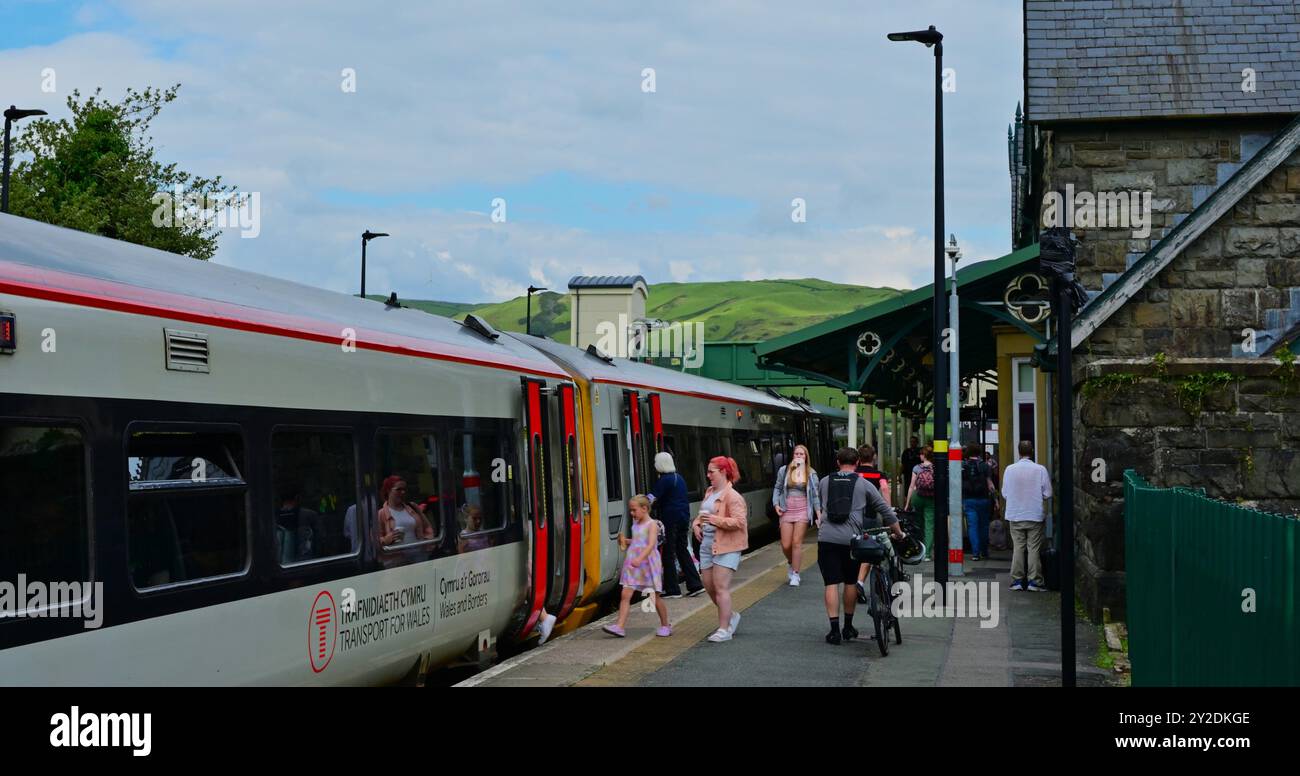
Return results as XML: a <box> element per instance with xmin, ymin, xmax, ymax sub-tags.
<box><xmin>8</xmin><ymin>84</ymin><xmax>236</xmax><ymax>260</ymax></box>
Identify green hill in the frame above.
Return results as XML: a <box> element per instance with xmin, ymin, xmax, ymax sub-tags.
<box><xmin>398</xmin><ymin>279</ymin><xmax>903</xmax><ymax>342</ymax></box>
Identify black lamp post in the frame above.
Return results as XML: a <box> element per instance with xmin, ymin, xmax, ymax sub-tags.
<box><xmin>3</xmin><ymin>105</ymin><xmax>48</xmax><ymax>213</ymax></box>
<box><xmin>360</xmin><ymin>230</ymin><xmax>389</xmax><ymax>298</ymax></box>
<box><xmin>888</xmin><ymin>24</ymin><xmax>948</xmax><ymax>588</ymax></box>
<box><xmin>526</xmin><ymin>285</ymin><xmax>547</xmax><ymax>336</ymax></box>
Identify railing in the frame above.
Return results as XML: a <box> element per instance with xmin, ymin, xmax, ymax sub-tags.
<box><xmin>1125</xmin><ymin>469</ymin><xmax>1298</xmax><ymax>686</ymax></box>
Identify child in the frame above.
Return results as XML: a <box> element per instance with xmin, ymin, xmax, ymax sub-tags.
<box><xmin>603</xmin><ymin>495</ymin><xmax>672</xmax><ymax>638</ymax></box>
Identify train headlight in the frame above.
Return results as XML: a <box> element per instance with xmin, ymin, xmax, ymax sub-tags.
<box><xmin>0</xmin><ymin>312</ymin><xmax>15</xmax><ymax>354</ymax></box>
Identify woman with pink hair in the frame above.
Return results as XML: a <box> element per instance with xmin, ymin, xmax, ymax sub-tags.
<box><xmin>691</xmin><ymin>456</ymin><xmax>748</xmax><ymax>643</ymax></box>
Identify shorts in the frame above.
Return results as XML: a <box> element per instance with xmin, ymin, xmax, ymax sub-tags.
<box><xmin>699</xmin><ymin>531</ymin><xmax>741</xmax><ymax>571</ymax></box>
<box><xmin>816</xmin><ymin>542</ymin><xmax>861</xmax><ymax>586</ymax></box>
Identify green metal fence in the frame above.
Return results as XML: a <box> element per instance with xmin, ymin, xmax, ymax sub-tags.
<box><xmin>1125</xmin><ymin>469</ymin><xmax>1299</xmax><ymax>686</ymax></box>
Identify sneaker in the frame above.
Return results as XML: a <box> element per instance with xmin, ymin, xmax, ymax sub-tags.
<box><xmin>661</xmin><ymin>592</ymin><xmax>683</xmax><ymax>600</ymax></box>
<box><xmin>729</xmin><ymin>611</ymin><xmax>741</xmax><ymax>635</ymax></box>
<box><xmin>655</xmin><ymin>625</ymin><xmax>673</xmax><ymax>637</ymax></box>
<box><xmin>855</xmin><ymin>580</ymin><xmax>869</xmax><ymax>604</ymax></box>
<box><xmin>825</xmin><ymin>629</ymin><xmax>842</xmax><ymax>645</ymax></box>
<box><xmin>537</xmin><ymin>612</ymin><xmax>557</xmax><ymax>645</ymax></box>
<box><xmin>790</xmin><ymin>572</ymin><xmax>801</xmax><ymax>587</ymax></box>
<box><xmin>601</xmin><ymin>624</ymin><xmax>626</xmax><ymax>637</ymax></box>
<box><xmin>842</xmin><ymin>624</ymin><xmax>859</xmax><ymax>641</ymax></box>
<box><xmin>970</xmin><ymin>554</ymin><xmax>982</xmax><ymax>562</ymax></box>
<box><xmin>1027</xmin><ymin>581</ymin><xmax>1048</xmax><ymax>592</ymax></box>
<box><xmin>687</xmin><ymin>587</ymin><xmax>707</xmax><ymax>597</ymax></box>
<box><xmin>787</xmin><ymin>567</ymin><xmax>794</xmax><ymax>582</ymax></box>
<box><xmin>1009</xmin><ymin>580</ymin><xmax>1025</xmax><ymax>591</ymax></box>
<box><xmin>707</xmin><ymin>628</ymin><xmax>732</xmax><ymax>643</ymax></box>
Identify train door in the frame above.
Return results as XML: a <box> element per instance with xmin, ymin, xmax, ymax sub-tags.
<box><xmin>596</xmin><ymin>384</ymin><xmax>625</xmax><ymax>585</ymax></box>
<box><xmin>623</xmin><ymin>389</ymin><xmax>649</xmax><ymax>497</ymax></box>
<box><xmin>514</xmin><ymin>377</ymin><xmax>552</xmax><ymax>640</ymax></box>
<box><xmin>551</xmin><ymin>382</ymin><xmax>583</xmax><ymax>621</ymax></box>
<box><xmin>647</xmin><ymin>392</ymin><xmax>664</xmax><ymax>457</ymax></box>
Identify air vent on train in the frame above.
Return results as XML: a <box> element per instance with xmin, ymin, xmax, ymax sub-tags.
<box><xmin>164</xmin><ymin>328</ymin><xmax>210</xmax><ymax>373</ymax></box>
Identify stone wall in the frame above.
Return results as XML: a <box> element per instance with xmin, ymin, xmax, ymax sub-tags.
<box><xmin>1043</xmin><ymin>117</ymin><xmax>1300</xmax><ymax>359</ymax></box>
<box><xmin>1071</xmin><ymin>357</ymin><xmax>1300</xmax><ymax>621</ymax></box>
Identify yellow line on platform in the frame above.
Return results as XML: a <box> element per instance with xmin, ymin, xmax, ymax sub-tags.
<box><xmin>575</xmin><ymin>545</ymin><xmax>821</xmax><ymax>687</ymax></box>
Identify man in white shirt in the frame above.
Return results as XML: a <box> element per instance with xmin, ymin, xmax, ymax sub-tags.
<box><xmin>1001</xmin><ymin>441</ymin><xmax>1053</xmax><ymax>591</ymax></box>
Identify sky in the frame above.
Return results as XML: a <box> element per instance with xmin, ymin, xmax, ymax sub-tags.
<box><xmin>0</xmin><ymin>0</ymin><xmax>1025</xmax><ymax>303</ymax></box>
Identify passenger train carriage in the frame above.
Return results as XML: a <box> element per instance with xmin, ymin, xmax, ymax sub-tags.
<box><xmin>0</xmin><ymin>214</ymin><xmax>839</xmax><ymax>685</ymax></box>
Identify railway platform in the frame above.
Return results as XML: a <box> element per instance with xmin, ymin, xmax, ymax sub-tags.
<box><xmin>456</xmin><ymin>536</ymin><xmax>1111</xmax><ymax>688</ymax></box>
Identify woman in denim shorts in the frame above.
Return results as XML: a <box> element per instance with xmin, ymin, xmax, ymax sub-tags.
<box><xmin>692</xmin><ymin>456</ymin><xmax>748</xmax><ymax>643</ymax></box>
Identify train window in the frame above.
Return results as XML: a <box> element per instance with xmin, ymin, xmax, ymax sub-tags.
<box><xmin>126</xmin><ymin>427</ymin><xmax>248</xmax><ymax>590</ymax></box>
<box><xmin>732</xmin><ymin>431</ymin><xmax>763</xmax><ymax>490</ymax></box>
<box><xmin>663</xmin><ymin>424</ymin><xmax>702</xmax><ymax>495</ymax></box>
<box><xmin>451</xmin><ymin>430</ymin><xmax>509</xmax><ymax>538</ymax></box>
<box><xmin>271</xmin><ymin>429</ymin><xmax>359</xmax><ymax>565</ymax></box>
<box><xmin>759</xmin><ymin>436</ymin><xmax>775</xmax><ymax>479</ymax></box>
<box><xmin>374</xmin><ymin>431</ymin><xmax>444</xmax><ymax>549</ymax></box>
<box><xmin>0</xmin><ymin>423</ymin><xmax>90</xmax><ymax>610</ymax></box>
<box><xmin>602</xmin><ymin>432</ymin><xmax>621</xmax><ymax>501</ymax></box>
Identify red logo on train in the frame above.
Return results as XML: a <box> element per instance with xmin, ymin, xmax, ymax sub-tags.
<box><xmin>308</xmin><ymin>590</ymin><xmax>338</xmax><ymax>673</ymax></box>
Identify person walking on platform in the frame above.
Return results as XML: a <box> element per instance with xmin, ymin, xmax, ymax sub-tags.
<box><xmin>692</xmin><ymin>456</ymin><xmax>748</xmax><ymax>643</ymax></box>
<box><xmin>900</xmin><ymin>435</ymin><xmax>922</xmax><ymax>495</ymax></box>
<box><xmin>772</xmin><ymin>444</ymin><xmax>822</xmax><ymax>587</ymax></box>
<box><xmin>961</xmin><ymin>443</ymin><xmax>998</xmax><ymax>562</ymax></box>
<box><xmin>903</xmin><ymin>446</ymin><xmax>935</xmax><ymax>557</ymax></box>
<box><xmin>1001</xmin><ymin>441</ymin><xmax>1052</xmax><ymax>591</ymax></box>
<box><xmin>650</xmin><ymin>452</ymin><xmax>704</xmax><ymax>598</ymax></box>
<box><xmin>604</xmin><ymin>495</ymin><xmax>672</xmax><ymax>638</ymax></box>
<box><xmin>818</xmin><ymin>447</ymin><xmax>902</xmax><ymax>645</ymax></box>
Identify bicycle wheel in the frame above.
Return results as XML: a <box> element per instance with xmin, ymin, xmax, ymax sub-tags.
<box><xmin>871</xmin><ymin>568</ymin><xmax>890</xmax><ymax>656</ymax></box>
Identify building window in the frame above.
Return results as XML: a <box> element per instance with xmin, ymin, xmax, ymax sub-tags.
<box><xmin>271</xmin><ymin>429</ymin><xmax>358</xmax><ymax>565</ymax></box>
<box><xmin>0</xmin><ymin>423</ymin><xmax>89</xmax><ymax>608</ymax></box>
<box><xmin>1012</xmin><ymin>357</ymin><xmax>1038</xmax><ymax>458</ymax></box>
<box><xmin>127</xmin><ymin>427</ymin><xmax>248</xmax><ymax>590</ymax></box>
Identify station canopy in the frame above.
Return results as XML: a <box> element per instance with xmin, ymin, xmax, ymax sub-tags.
<box><xmin>753</xmin><ymin>244</ymin><xmax>1044</xmax><ymax>419</ymax></box>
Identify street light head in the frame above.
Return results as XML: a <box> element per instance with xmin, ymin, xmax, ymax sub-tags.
<box><xmin>4</xmin><ymin>107</ymin><xmax>47</xmax><ymax>122</ymax></box>
<box><xmin>886</xmin><ymin>25</ymin><xmax>942</xmax><ymax>47</ymax></box>
<box><xmin>945</xmin><ymin>233</ymin><xmax>961</xmax><ymax>262</ymax></box>
<box><xmin>362</xmin><ymin>230</ymin><xmax>389</xmax><ymax>241</ymax></box>
<box><xmin>527</xmin><ymin>285</ymin><xmax>548</xmax><ymax>294</ymax></box>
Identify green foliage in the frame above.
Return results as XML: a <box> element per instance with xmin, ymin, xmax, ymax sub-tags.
<box><xmin>1151</xmin><ymin>351</ymin><xmax>1168</xmax><ymax>378</ymax></box>
<box><xmin>8</xmin><ymin>85</ymin><xmax>236</xmax><ymax>260</ymax></box>
<box><xmin>1082</xmin><ymin>372</ymin><xmax>1140</xmax><ymax>398</ymax></box>
<box><xmin>1170</xmin><ymin>371</ymin><xmax>1235</xmax><ymax>417</ymax></box>
<box><xmin>1275</xmin><ymin>344</ymin><xmax>1297</xmax><ymax>396</ymax></box>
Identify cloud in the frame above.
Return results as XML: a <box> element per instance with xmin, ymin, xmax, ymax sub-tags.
<box><xmin>1</xmin><ymin>1</ymin><xmax>1024</xmax><ymax>302</ymax></box>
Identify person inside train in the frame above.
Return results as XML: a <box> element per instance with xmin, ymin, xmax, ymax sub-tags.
<box><xmin>378</xmin><ymin>475</ymin><xmax>434</xmax><ymax>548</ymax></box>
<box><xmin>275</xmin><ymin>485</ymin><xmax>323</xmax><ymax>563</ymax></box>
<box><xmin>457</xmin><ymin>504</ymin><xmax>494</xmax><ymax>553</ymax></box>
<box><xmin>692</xmin><ymin>456</ymin><xmax>747</xmax><ymax>643</ymax></box>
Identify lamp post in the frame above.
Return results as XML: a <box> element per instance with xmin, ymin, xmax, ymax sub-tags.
<box><xmin>526</xmin><ymin>285</ymin><xmax>547</xmax><ymax>336</ymax></box>
<box><xmin>2</xmin><ymin>105</ymin><xmax>48</xmax><ymax>213</ymax></box>
<box><xmin>888</xmin><ymin>24</ymin><xmax>948</xmax><ymax>588</ymax></box>
<box><xmin>946</xmin><ymin>234</ymin><xmax>963</xmax><ymax>577</ymax></box>
<box><xmin>359</xmin><ymin>230</ymin><xmax>389</xmax><ymax>298</ymax></box>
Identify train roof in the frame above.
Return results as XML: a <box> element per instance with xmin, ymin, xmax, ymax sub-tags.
<box><xmin>508</xmin><ymin>332</ymin><xmax>802</xmax><ymax>411</ymax></box>
<box><xmin>0</xmin><ymin>214</ymin><xmax>567</xmax><ymax>379</ymax></box>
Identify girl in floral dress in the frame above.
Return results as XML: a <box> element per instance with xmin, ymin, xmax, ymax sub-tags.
<box><xmin>603</xmin><ymin>495</ymin><xmax>672</xmax><ymax>637</ymax></box>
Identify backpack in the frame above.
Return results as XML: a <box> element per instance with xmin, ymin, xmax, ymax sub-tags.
<box><xmin>914</xmin><ymin>464</ymin><xmax>935</xmax><ymax>498</ymax></box>
<box><xmin>825</xmin><ymin>471</ymin><xmax>859</xmax><ymax>524</ymax></box>
<box><xmin>961</xmin><ymin>459</ymin><xmax>989</xmax><ymax>499</ymax></box>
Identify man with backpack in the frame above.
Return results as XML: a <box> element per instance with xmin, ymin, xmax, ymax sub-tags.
<box><xmin>960</xmin><ymin>442</ymin><xmax>999</xmax><ymax>562</ymax></box>
<box><xmin>817</xmin><ymin>447</ymin><xmax>903</xmax><ymax>645</ymax></box>
<box><xmin>854</xmin><ymin>444</ymin><xmax>891</xmax><ymax>505</ymax></box>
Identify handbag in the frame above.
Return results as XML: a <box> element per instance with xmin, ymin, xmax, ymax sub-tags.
<box><xmin>850</xmin><ymin>533</ymin><xmax>887</xmax><ymax>564</ymax></box>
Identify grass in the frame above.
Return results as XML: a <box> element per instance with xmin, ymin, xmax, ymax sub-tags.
<box><xmin>396</xmin><ymin>278</ymin><xmax>903</xmax><ymax>343</ymax></box>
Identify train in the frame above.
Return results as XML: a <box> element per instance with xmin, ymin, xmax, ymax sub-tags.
<box><xmin>0</xmin><ymin>213</ymin><xmax>845</xmax><ymax>685</ymax></box>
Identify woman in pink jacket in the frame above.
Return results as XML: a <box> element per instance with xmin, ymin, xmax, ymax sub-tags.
<box><xmin>692</xmin><ymin>456</ymin><xmax>748</xmax><ymax>643</ymax></box>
